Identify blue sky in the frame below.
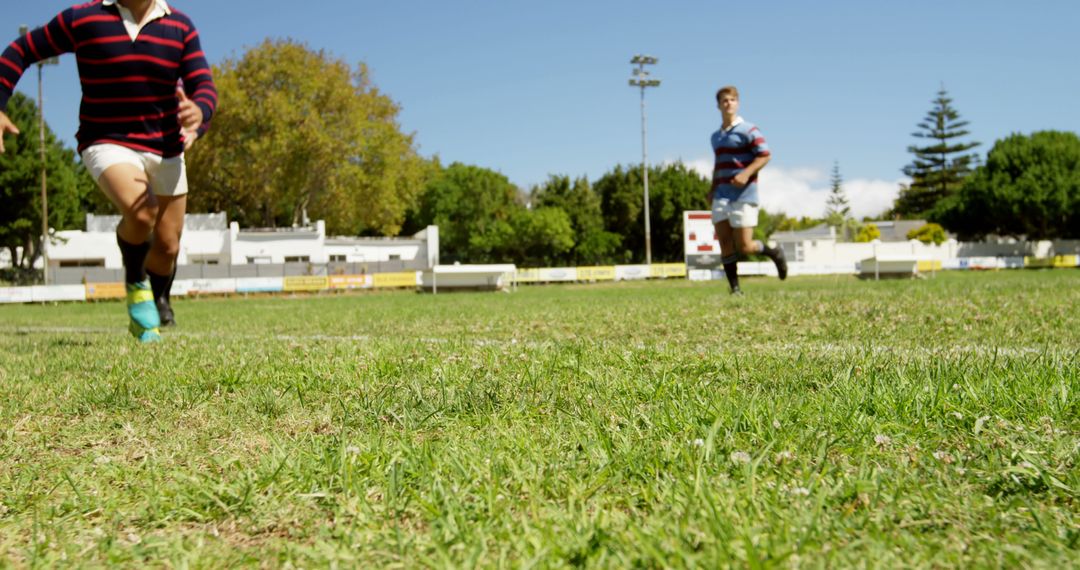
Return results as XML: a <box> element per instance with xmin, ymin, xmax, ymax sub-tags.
<box><xmin>5</xmin><ymin>0</ymin><xmax>1079</xmax><ymax>218</ymax></box>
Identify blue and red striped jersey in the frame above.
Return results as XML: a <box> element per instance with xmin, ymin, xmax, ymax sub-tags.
<box><xmin>0</xmin><ymin>0</ymin><xmax>217</xmax><ymax>158</ymax></box>
<box><xmin>710</xmin><ymin>118</ymin><xmax>770</xmax><ymax>204</ymax></box>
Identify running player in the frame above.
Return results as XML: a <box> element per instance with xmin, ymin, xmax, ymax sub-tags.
<box><xmin>0</xmin><ymin>0</ymin><xmax>217</xmax><ymax>341</ymax></box>
<box><xmin>709</xmin><ymin>85</ymin><xmax>786</xmax><ymax>295</ymax></box>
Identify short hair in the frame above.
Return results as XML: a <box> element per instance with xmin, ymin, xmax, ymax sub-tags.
<box><xmin>716</xmin><ymin>86</ymin><xmax>740</xmax><ymax>102</ymax></box>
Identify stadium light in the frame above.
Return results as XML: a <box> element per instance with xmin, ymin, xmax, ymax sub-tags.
<box><xmin>19</xmin><ymin>25</ymin><xmax>59</xmax><ymax>284</ymax></box>
<box><xmin>629</xmin><ymin>54</ymin><xmax>660</xmax><ymax>265</ymax></box>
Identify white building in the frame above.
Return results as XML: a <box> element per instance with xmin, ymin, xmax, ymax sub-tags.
<box><xmin>42</xmin><ymin>213</ymin><xmax>438</xmax><ymax>284</ymax></box>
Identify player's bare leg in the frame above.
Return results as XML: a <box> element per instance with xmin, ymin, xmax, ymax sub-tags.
<box><xmin>147</xmin><ymin>194</ymin><xmax>186</xmax><ymax>327</ymax></box>
<box><xmin>98</xmin><ymin>164</ymin><xmax>162</xmax><ymax>343</ymax></box>
<box><xmin>734</xmin><ymin>226</ymin><xmax>788</xmax><ymax>281</ymax></box>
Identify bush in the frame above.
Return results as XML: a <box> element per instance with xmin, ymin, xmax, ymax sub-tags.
<box><xmin>907</xmin><ymin>223</ymin><xmax>947</xmax><ymax>245</ymax></box>
<box><xmin>855</xmin><ymin>224</ymin><xmax>880</xmax><ymax>243</ymax></box>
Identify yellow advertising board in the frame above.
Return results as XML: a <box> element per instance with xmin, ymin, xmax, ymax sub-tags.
<box><xmin>577</xmin><ymin>266</ymin><xmax>616</xmax><ymax>281</ymax></box>
<box><xmin>917</xmin><ymin>260</ymin><xmax>942</xmax><ymax>272</ymax></box>
<box><xmin>515</xmin><ymin>268</ymin><xmax>541</xmax><ymax>283</ymax></box>
<box><xmin>85</xmin><ymin>282</ymin><xmax>126</xmax><ymax>300</ymax></box>
<box><xmin>1024</xmin><ymin>257</ymin><xmax>1054</xmax><ymax>269</ymax></box>
<box><xmin>373</xmin><ymin>272</ymin><xmax>418</xmax><ymax>288</ymax></box>
<box><xmin>1053</xmin><ymin>255</ymin><xmax>1078</xmax><ymax>268</ymax></box>
<box><xmin>328</xmin><ymin>274</ymin><xmax>373</xmax><ymax>290</ymax></box>
<box><xmin>650</xmin><ymin>263</ymin><xmax>687</xmax><ymax>278</ymax></box>
<box><xmin>283</xmin><ymin>276</ymin><xmax>329</xmax><ymax>292</ymax></box>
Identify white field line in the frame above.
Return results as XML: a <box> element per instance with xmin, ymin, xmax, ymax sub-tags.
<box><xmin>0</xmin><ymin>325</ymin><xmax>1074</xmax><ymax>359</ymax></box>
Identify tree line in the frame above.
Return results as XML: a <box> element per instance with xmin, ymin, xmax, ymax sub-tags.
<box><xmin>2</xmin><ymin>40</ymin><xmax>1077</xmax><ymax>280</ymax></box>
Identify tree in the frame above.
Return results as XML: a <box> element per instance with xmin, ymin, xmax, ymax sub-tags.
<box><xmin>934</xmin><ymin>131</ymin><xmax>1080</xmax><ymax>240</ymax></box>
<box><xmin>0</xmin><ymin>93</ymin><xmax>95</xmax><ymax>279</ymax></box>
<box><xmin>893</xmin><ymin>86</ymin><xmax>980</xmax><ymax>219</ymax></box>
<box><xmin>594</xmin><ymin>162</ymin><xmax>710</xmax><ymax>263</ymax></box>
<box><xmin>531</xmin><ymin>175</ymin><xmax>620</xmax><ymax>264</ymax></box>
<box><xmin>411</xmin><ymin>162</ymin><xmax>524</xmax><ymax>263</ymax></box>
<box><xmin>185</xmin><ymin>39</ymin><xmax>426</xmax><ymax>235</ymax></box>
<box><xmin>824</xmin><ymin>160</ymin><xmax>859</xmax><ymax>241</ymax></box>
<box><xmin>907</xmin><ymin>223</ymin><xmax>947</xmax><ymax>245</ymax></box>
<box><xmin>854</xmin><ymin>223</ymin><xmax>880</xmax><ymax>243</ymax></box>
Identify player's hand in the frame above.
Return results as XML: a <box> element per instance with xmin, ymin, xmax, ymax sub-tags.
<box><xmin>181</xmin><ymin>126</ymin><xmax>199</xmax><ymax>151</ymax></box>
<box><xmin>0</xmin><ymin>111</ymin><xmax>20</xmax><ymax>154</ymax></box>
<box><xmin>177</xmin><ymin>88</ymin><xmax>203</xmax><ymax>131</ymax></box>
<box><xmin>732</xmin><ymin>171</ymin><xmax>750</xmax><ymax>188</ymax></box>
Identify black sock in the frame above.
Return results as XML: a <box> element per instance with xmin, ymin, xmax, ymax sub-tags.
<box><xmin>148</xmin><ymin>269</ymin><xmax>171</xmax><ymax>302</ymax></box>
<box><xmin>722</xmin><ymin>254</ymin><xmax>739</xmax><ymax>291</ymax></box>
<box><xmin>166</xmin><ymin>257</ymin><xmax>177</xmax><ymax>303</ymax></box>
<box><xmin>754</xmin><ymin>239</ymin><xmax>777</xmax><ymax>259</ymax></box>
<box><xmin>117</xmin><ymin>233</ymin><xmax>151</xmax><ymax>284</ymax></box>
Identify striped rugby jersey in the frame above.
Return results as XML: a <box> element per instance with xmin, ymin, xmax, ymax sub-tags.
<box><xmin>710</xmin><ymin>117</ymin><xmax>770</xmax><ymax>204</ymax></box>
<box><xmin>0</xmin><ymin>0</ymin><xmax>217</xmax><ymax>158</ymax></box>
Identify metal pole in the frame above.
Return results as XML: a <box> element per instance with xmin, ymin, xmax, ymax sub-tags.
<box><xmin>38</xmin><ymin>63</ymin><xmax>49</xmax><ymax>285</ymax></box>
<box><xmin>640</xmin><ymin>82</ymin><xmax>651</xmax><ymax>266</ymax></box>
<box><xmin>629</xmin><ymin>55</ymin><xmax>659</xmax><ymax>266</ymax></box>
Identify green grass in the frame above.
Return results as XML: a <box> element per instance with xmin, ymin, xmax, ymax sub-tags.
<box><xmin>0</xmin><ymin>271</ymin><xmax>1077</xmax><ymax>568</ymax></box>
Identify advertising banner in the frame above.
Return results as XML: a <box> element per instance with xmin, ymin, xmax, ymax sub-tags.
<box><xmin>85</xmin><ymin>282</ymin><xmax>126</xmax><ymax>300</ymax></box>
<box><xmin>650</xmin><ymin>263</ymin><xmax>687</xmax><ymax>278</ymax></box>
<box><xmin>515</xmin><ymin>268</ymin><xmax>541</xmax><ymax>283</ymax></box>
<box><xmin>614</xmin><ymin>265</ymin><xmax>649</xmax><ymax>281</ymax></box>
<box><xmin>284</xmin><ymin>276</ymin><xmax>329</xmax><ymax>292</ymax></box>
<box><xmin>169</xmin><ymin>279</ymin><xmax>192</xmax><ymax>297</ymax></box>
<box><xmin>237</xmin><ymin>277</ymin><xmax>285</xmax><ymax>293</ymax></box>
<box><xmin>373</xmin><ymin>272</ymin><xmax>419</xmax><ymax>288</ymax></box>
<box><xmin>537</xmin><ymin>267</ymin><xmax>577</xmax><ymax>282</ymax></box>
<box><xmin>188</xmin><ymin>278</ymin><xmax>238</xmax><ymax>295</ymax></box>
<box><xmin>0</xmin><ymin>287</ymin><xmax>34</xmax><ymax>304</ymax></box>
<box><xmin>31</xmin><ymin>285</ymin><xmax>87</xmax><ymax>303</ymax></box>
<box><xmin>577</xmin><ymin>266</ymin><xmax>616</xmax><ymax>281</ymax></box>
<box><xmin>329</xmin><ymin>274</ymin><xmax>373</xmax><ymax>290</ymax></box>
<box><xmin>917</xmin><ymin>260</ymin><xmax>943</xmax><ymax>272</ymax></box>
<box><xmin>1054</xmin><ymin>255</ymin><xmax>1079</xmax><ymax>268</ymax></box>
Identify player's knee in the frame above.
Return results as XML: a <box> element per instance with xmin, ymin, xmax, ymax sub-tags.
<box><xmin>736</xmin><ymin>241</ymin><xmax>756</xmax><ymax>255</ymax></box>
<box><xmin>152</xmin><ymin>231</ymin><xmax>181</xmax><ymax>258</ymax></box>
<box><xmin>126</xmin><ymin>207</ymin><xmax>158</xmax><ymax>234</ymax></box>
<box><xmin>153</xmin><ymin>234</ymin><xmax>181</xmax><ymax>258</ymax></box>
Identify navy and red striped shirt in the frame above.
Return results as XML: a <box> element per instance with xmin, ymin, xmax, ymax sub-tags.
<box><xmin>0</xmin><ymin>0</ymin><xmax>216</xmax><ymax>158</ymax></box>
<box><xmin>710</xmin><ymin>117</ymin><xmax>770</xmax><ymax>204</ymax></box>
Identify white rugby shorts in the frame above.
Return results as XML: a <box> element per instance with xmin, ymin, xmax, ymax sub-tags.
<box><xmin>711</xmin><ymin>197</ymin><xmax>759</xmax><ymax>228</ymax></box>
<box><xmin>81</xmin><ymin>143</ymin><xmax>188</xmax><ymax>197</ymax></box>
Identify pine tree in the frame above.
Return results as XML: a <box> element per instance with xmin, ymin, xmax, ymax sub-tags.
<box><xmin>893</xmin><ymin>86</ymin><xmax>980</xmax><ymax>219</ymax></box>
<box><xmin>825</xmin><ymin>161</ymin><xmax>850</xmax><ymax>221</ymax></box>
<box><xmin>825</xmin><ymin>161</ymin><xmax>855</xmax><ymax>241</ymax></box>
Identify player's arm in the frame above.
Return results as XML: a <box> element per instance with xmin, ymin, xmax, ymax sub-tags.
<box><xmin>732</xmin><ymin>154</ymin><xmax>771</xmax><ymax>188</ymax></box>
<box><xmin>177</xmin><ymin>22</ymin><xmax>217</xmax><ymax>137</ymax></box>
<box><xmin>732</xmin><ymin>128</ymin><xmax>772</xmax><ymax>188</ymax></box>
<box><xmin>0</xmin><ymin>10</ymin><xmax>75</xmax><ymax>153</ymax></box>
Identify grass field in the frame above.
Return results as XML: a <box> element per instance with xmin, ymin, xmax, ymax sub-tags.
<box><xmin>0</xmin><ymin>271</ymin><xmax>1077</xmax><ymax>568</ymax></box>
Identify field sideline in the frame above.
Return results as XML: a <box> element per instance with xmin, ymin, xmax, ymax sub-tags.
<box><xmin>1</xmin><ymin>271</ymin><xmax>1077</xmax><ymax>567</ymax></box>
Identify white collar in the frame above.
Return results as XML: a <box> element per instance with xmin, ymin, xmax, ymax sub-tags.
<box><xmin>722</xmin><ymin>116</ymin><xmax>745</xmax><ymax>132</ymax></box>
<box><xmin>102</xmin><ymin>0</ymin><xmax>172</xmax><ymax>14</ymax></box>
<box><xmin>102</xmin><ymin>0</ymin><xmax>172</xmax><ymax>41</ymax></box>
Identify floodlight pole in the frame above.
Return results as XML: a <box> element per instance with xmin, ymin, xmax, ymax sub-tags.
<box><xmin>629</xmin><ymin>55</ymin><xmax>660</xmax><ymax>265</ymax></box>
<box><xmin>20</xmin><ymin>25</ymin><xmax>59</xmax><ymax>285</ymax></box>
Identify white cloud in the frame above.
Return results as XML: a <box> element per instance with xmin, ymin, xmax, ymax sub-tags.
<box><xmin>674</xmin><ymin>158</ymin><xmax>904</xmax><ymax>219</ymax></box>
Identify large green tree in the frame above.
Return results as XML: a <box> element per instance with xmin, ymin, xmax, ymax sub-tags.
<box><xmin>412</xmin><ymin>162</ymin><xmax>523</xmax><ymax>263</ymax></box>
<box><xmin>185</xmin><ymin>39</ymin><xmax>426</xmax><ymax>235</ymax></box>
<box><xmin>531</xmin><ymin>175</ymin><xmax>620</xmax><ymax>264</ymax></box>
<box><xmin>935</xmin><ymin>131</ymin><xmax>1080</xmax><ymax>240</ymax></box>
<box><xmin>595</xmin><ymin>162</ymin><xmax>710</xmax><ymax>263</ymax></box>
<box><xmin>893</xmin><ymin>87</ymin><xmax>980</xmax><ymax>219</ymax></box>
<box><xmin>0</xmin><ymin>93</ymin><xmax>95</xmax><ymax>276</ymax></box>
